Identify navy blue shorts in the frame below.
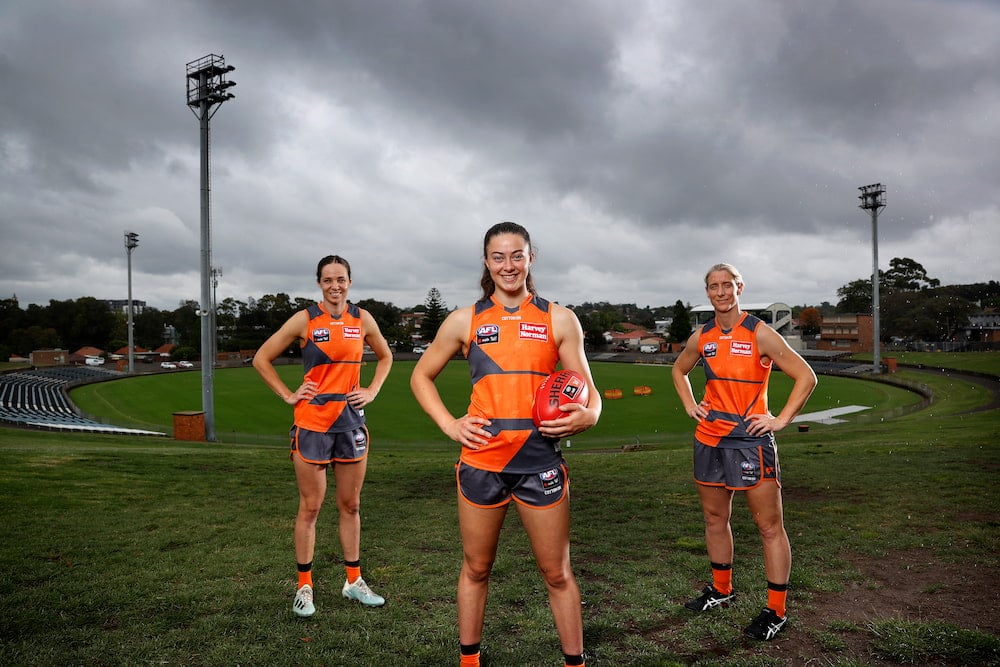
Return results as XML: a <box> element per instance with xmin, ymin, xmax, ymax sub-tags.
<box><xmin>456</xmin><ymin>461</ymin><xmax>569</xmax><ymax>509</ymax></box>
<box><xmin>693</xmin><ymin>439</ymin><xmax>781</xmax><ymax>490</ymax></box>
<box><xmin>290</xmin><ymin>425</ymin><xmax>368</xmax><ymax>465</ymax></box>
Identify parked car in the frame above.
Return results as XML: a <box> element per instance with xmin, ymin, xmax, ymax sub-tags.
<box><xmin>84</xmin><ymin>357</ymin><xmax>105</xmax><ymax>366</ymax></box>
<box><xmin>160</xmin><ymin>361</ymin><xmax>177</xmax><ymax>369</ymax></box>
<box><xmin>178</xmin><ymin>361</ymin><xmax>194</xmax><ymax>368</ymax></box>
<box><xmin>412</xmin><ymin>346</ymin><xmax>426</xmax><ymax>354</ymax></box>
<box><xmin>639</xmin><ymin>344</ymin><xmax>659</xmax><ymax>354</ymax></box>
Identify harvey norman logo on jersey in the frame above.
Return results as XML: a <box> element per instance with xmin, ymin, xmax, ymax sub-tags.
<box><xmin>730</xmin><ymin>340</ymin><xmax>753</xmax><ymax>357</ymax></box>
<box><xmin>519</xmin><ymin>322</ymin><xmax>548</xmax><ymax>342</ymax></box>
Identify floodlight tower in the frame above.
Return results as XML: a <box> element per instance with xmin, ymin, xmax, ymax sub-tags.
<box><xmin>124</xmin><ymin>231</ymin><xmax>139</xmax><ymax>374</ymax></box>
<box><xmin>858</xmin><ymin>183</ymin><xmax>886</xmax><ymax>374</ymax></box>
<box><xmin>186</xmin><ymin>54</ymin><xmax>236</xmax><ymax>441</ymax></box>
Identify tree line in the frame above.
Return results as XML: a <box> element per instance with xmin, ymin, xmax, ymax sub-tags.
<box><xmin>1</xmin><ymin>257</ymin><xmax>996</xmax><ymax>361</ymax></box>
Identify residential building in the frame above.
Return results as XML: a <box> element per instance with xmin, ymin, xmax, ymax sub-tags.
<box><xmin>817</xmin><ymin>314</ymin><xmax>874</xmax><ymax>353</ymax></box>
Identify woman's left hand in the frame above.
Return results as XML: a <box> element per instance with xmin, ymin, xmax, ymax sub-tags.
<box><xmin>537</xmin><ymin>404</ymin><xmax>597</xmax><ymax>439</ymax></box>
<box><xmin>347</xmin><ymin>386</ymin><xmax>377</xmax><ymax>408</ymax></box>
<box><xmin>747</xmin><ymin>412</ymin><xmax>788</xmax><ymax>435</ymax></box>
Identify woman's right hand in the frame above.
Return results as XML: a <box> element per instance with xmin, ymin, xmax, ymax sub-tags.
<box><xmin>445</xmin><ymin>414</ymin><xmax>493</xmax><ymax>450</ymax></box>
<box><xmin>686</xmin><ymin>398</ymin><xmax>710</xmax><ymax>422</ymax></box>
<box><xmin>286</xmin><ymin>380</ymin><xmax>319</xmax><ymax>405</ymax></box>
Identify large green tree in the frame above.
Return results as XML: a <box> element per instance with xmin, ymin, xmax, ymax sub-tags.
<box><xmin>42</xmin><ymin>297</ymin><xmax>117</xmax><ymax>351</ymax></box>
<box><xmin>668</xmin><ymin>300</ymin><xmax>693</xmax><ymax>343</ymax></box>
<box><xmin>836</xmin><ymin>258</ymin><xmax>978</xmax><ymax>342</ymax></box>
<box><xmin>420</xmin><ymin>288</ymin><xmax>448</xmax><ymax>343</ymax></box>
<box><xmin>355</xmin><ymin>298</ymin><xmax>406</xmax><ymax>347</ymax></box>
<box><xmin>796</xmin><ymin>307</ymin><xmax>823</xmax><ymax>336</ymax></box>
<box><xmin>883</xmin><ymin>257</ymin><xmax>941</xmax><ymax>291</ymax></box>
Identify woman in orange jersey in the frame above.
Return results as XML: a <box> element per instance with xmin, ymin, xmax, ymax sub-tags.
<box><xmin>254</xmin><ymin>255</ymin><xmax>393</xmax><ymax>617</ymax></box>
<box><xmin>672</xmin><ymin>263</ymin><xmax>816</xmax><ymax>641</ymax></box>
<box><xmin>410</xmin><ymin>222</ymin><xmax>601</xmax><ymax>667</ymax></box>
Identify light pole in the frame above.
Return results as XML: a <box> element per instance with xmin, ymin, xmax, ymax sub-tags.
<box><xmin>186</xmin><ymin>54</ymin><xmax>235</xmax><ymax>441</ymax></box>
<box><xmin>124</xmin><ymin>231</ymin><xmax>139</xmax><ymax>374</ymax></box>
<box><xmin>858</xmin><ymin>183</ymin><xmax>886</xmax><ymax>374</ymax></box>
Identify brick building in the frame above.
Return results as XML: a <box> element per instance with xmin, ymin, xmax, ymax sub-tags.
<box><xmin>816</xmin><ymin>313</ymin><xmax>874</xmax><ymax>353</ymax></box>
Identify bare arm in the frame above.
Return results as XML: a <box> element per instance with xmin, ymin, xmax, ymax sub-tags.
<box><xmin>746</xmin><ymin>325</ymin><xmax>818</xmax><ymax>435</ymax></box>
<box><xmin>346</xmin><ymin>309</ymin><xmax>394</xmax><ymax>409</ymax></box>
<box><xmin>409</xmin><ymin>307</ymin><xmax>493</xmax><ymax>450</ymax></box>
<box><xmin>252</xmin><ymin>310</ymin><xmax>318</xmax><ymax>405</ymax></box>
<box><xmin>537</xmin><ymin>304</ymin><xmax>602</xmax><ymax>438</ymax></box>
<box><xmin>671</xmin><ymin>328</ymin><xmax>708</xmax><ymax>422</ymax></box>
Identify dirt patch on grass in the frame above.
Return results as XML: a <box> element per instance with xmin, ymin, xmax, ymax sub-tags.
<box><xmin>731</xmin><ymin>548</ymin><xmax>999</xmax><ymax>666</ymax></box>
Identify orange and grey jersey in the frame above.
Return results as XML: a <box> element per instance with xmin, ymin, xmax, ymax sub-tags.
<box><xmin>695</xmin><ymin>312</ymin><xmax>773</xmax><ymax>448</ymax></box>
<box><xmin>293</xmin><ymin>302</ymin><xmax>366</xmax><ymax>434</ymax></box>
<box><xmin>463</xmin><ymin>294</ymin><xmax>561</xmax><ymax>474</ymax></box>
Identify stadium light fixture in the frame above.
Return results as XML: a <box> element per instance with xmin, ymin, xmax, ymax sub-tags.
<box><xmin>124</xmin><ymin>231</ymin><xmax>139</xmax><ymax>374</ymax></box>
<box><xmin>858</xmin><ymin>183</ymin><xmax>886</xmax><ymax>374</ymax></box>
<box><xmin>186</xmin><ymin>54</ymin><xmax>236</xmax><ymax>441</ymax></box>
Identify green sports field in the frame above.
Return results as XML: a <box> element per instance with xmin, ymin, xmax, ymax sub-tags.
<box><xmin>68</xmin><ymin>360</ymin><xmax>928</xmax><ymax>447</ymax></box>
<box><xmin>2</xmin><ymin>354</ymin><xmax>998</xmax><ymax>665</ymax></box>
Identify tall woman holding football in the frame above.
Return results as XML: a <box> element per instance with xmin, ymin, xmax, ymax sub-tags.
<box><xmin>410</xmin><ymin>222</ymin><xmax>601</xmax><ymax>667</ymax></box>
<box><xmin>254</xmin><ymin>254</ymin><xmax>393</xmax><ymax>617</ymax></box>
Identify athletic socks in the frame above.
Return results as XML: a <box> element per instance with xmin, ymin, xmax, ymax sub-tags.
<box><xmin>297</xmin><ymin>562</ymin><xmax>313</xmax><ymax>589</ymax></box>
<box><xmin>460</xmin><ymin>642</ymin><xmax>480</xmax><ymax>666</ymax></box>
<box><xmin>710</xmin><ymin>561</ymin><xmax>733</xmax><ymax>595</ymax></box>
<box><xmin>299</xmin><ymin>559</ymin><xmax>369</xmax><ymax>589</ymax></box>
<box><xmin>564</xmin><ymin>653</ymin><xmax>585</xmax><ymax>666</ymax></box>
<box><xmin>767</xmin><ymin>581</ymin><xmax>788</xmax><ymax>618</ymax></box>
<box><xmin>345</xmin><ymin>559</ymin><xmax>362</xmax><ymax>584</ymax></box>
<box><xmin>708</xmin><ymin>564</ymin><xmax>787</xmax><ymax>616</ymax></box>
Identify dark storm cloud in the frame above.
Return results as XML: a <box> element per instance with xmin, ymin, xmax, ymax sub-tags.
<box><xmin>0</xmin><ymin>0</ymin><xmax>997</xmax><ymax>312</ymax></box>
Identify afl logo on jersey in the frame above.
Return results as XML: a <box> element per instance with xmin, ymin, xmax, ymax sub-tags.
<box><xmin>476</xmin><ymin>324</ymin><xmax>500</xmax><ymax>345</ymax></box>
<box><xmin>312</xmin><ymin>328</ymin><xmax>331</xmax><ymax>342</ymax></box>
<box><xmin>703</xmin><ymin>342</ymin><xmax>717</xmax><ymax>358</ymax></box>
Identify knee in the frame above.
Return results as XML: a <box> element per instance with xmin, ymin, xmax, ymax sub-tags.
<box><xmin>337</xmin><ymin>496</ymin><xmax>361</xmax><ymax>517</ymax></box>
<box><xmin>702</xmin><ymin>510</ymin><xmax>730</xmax><ymax>531</ymax></box>
<box><xmin>462</xmin><ymin>556</ymin><xmax>495</xmax><ymax>584</ymax></box>
<box><xmin>297</xmin><ymin>502</ymin><xmax>322</xmax><ymax>524</ymax></box>
<box><xmin>755</xmin><ymin>519</ymin><xmax>786</xmax><ymax>542</ymax></box>
<box><xmin>537</xmin><ymin>561</ymin><xmax>573</xmax><ymax>591</ymax></box>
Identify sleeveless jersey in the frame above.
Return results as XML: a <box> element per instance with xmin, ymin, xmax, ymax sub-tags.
<box><xmin>463</xmin><ymin>294</ymin><xmax>561</xmax><ymax>474</ymax></box>
<box><xmin>294</xmin><ymin>302</ymin><xmax>366</xmax><ymax>434</ymax></box>
<box><xmin>695</xmin><ymin>312</ymin><xmax>773</xmax><ymax>448</ymax></box>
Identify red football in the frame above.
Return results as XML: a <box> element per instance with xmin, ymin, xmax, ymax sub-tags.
<box><xmin>532</xmin><ymin>369</ymin><xmax>590</xmax><ymax>426</ymax></box>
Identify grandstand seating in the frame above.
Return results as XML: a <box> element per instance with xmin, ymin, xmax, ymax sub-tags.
<box><xmin>0</xmin><ymin>367</ymin><xmax>165</xmax><ymax>436</ymax></box>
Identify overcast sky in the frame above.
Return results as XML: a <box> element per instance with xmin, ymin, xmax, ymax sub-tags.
<box><xmin>1</xmin><ymin>1</ymin><xmax>997</xmax><ymax>316</ymax></box>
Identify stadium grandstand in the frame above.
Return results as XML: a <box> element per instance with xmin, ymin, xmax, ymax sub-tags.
<box><xmin>0</xmin><ymin>366</ymin><xmax>165</xmax><ymax>436</ymax></box>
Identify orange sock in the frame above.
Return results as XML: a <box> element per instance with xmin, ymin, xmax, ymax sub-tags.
<box><xmin>710</xmin><ymin>562</ymin><xmax>733</xmax><ymax>595</ymax></box>
<box><xmin>345</xmin><ymin>564</ymin><xmax>362</xmax><ymax>584</ymax></box>
<box><xmin>767</xmin><ymin>582</ymin><xmax>788</xmax><ymax>617</ymax></box>
<box><xmin>460</xmin><ymin>643</ymin><xmax>481</xmax><ymax>667</ymax></box>
<box><xmin>297</xmin><ymin>564</ymin><xmax>313</xmax><ymax>589</ymax></box>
